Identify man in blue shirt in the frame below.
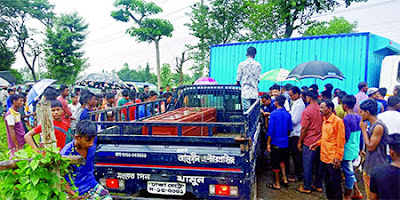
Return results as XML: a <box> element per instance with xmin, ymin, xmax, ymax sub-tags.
<box><xmin>260</xmin><ymin>94</ymin><xmax>276</xmax><ymax>129</ymax></box>
<box><xmin>6</xmin><ymin>88</ymin><xmax>15</xmax><ymax>112</ymax></box>
<box><xmin>61</xmin><ymin>120</ymin><xmax>112</xmax><ymax>199</ymax></box>
<box><xmin>266</xmin><ymin>95</ymin><xmax>293</xmax><ymax>190</ymax></box>
<box><xmin>79</xmin><ymin>93</ymin><xmax>97</xmax><ymax>121</ymax></box>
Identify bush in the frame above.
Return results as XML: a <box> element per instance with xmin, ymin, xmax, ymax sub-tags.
<box><xmin>0</xmin><ymin>147</ymin><xmax>75</xmax><ymax>200</ymax></box>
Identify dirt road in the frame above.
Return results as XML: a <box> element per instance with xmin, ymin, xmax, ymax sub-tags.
<box><xmin>256</xmin><ymin>153</ymin><xmax>366</xmax><ymax>200</ymax></box>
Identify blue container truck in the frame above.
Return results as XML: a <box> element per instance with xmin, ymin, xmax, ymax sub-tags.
<box><xmin>91</xmin><ymin>85</ymin><xmax>262</xmax><ymax>199</ymax></box>
<box><xmin>209</xmin><ymin>32</ymin><xmax>400</xmax><ymax>95</ymax></box>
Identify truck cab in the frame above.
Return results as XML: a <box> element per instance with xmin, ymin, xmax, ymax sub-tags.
<box><xmin>91</xmin><ymin>85</ymin><xmax>261</xmax><ymax>199</ymax></box>
<box><xmin>380</xmin><ymin>55</ymin><xmax>400</xmax><ymax>95</ymax></box>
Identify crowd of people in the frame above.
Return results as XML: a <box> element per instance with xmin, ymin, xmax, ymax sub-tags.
<box><xmin>237</xmin><ymin>46</ymin><xmax>400</xmax><ymax>200</ymax></box>
<box><xmin>258</xmin><ymin>82</ymin><xmax>400</xmax><ymax>200</ymax></box>
<box><xmin>3</xmin><ymin>84</ymin><xmax>174</xmax><ymax>199</ymax></box>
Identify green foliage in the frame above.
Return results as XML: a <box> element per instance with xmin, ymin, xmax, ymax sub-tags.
<box><xmin>0</xmin><ymin>20</ymin><xmax>15</xmax><ymax>70</ymax></box>
<box><xmin>161</xmin><ymin>63</ymin><xmax>173</xmax><ymax>87</ymax></box>
<box><xmin>0</xmin><ymin>117</ymin><xmax>8</xmax><ymax>159</ymax></box>
<box><xmin>17</xmin><ymin>67</ymin><xmax>47</xmax><ymax>82</ymax></box>
<box><xmin>161</xmin><ymin>63</ymin><xmax>193</xmax><ymax>87</ymax></box>
<box><xmin>0</xmin><ymin>146</ymin><xmax>73</xmax><ymax>200</ymax></box>
<box><xmin>0</xmin><ymin>47</ymin><xmax>15</xmax><ymax>71</ymax></box>
<box><xmin>0</xmin><ymin>0</ymin><xmax>55</xmax><ymax>81</ymax></box>
<box><xmin>303</xmin><ymin>17</ymin><xmax>358</xmax><ymax>36</ymax></box>
<box><xmin>114</xmin><ymin>63</ymin><xmax>157</xmax><ymax>84</ymax></box>
<box><xmin>10</xmin><ymin>69</ymin><xmax>24</xmax><ymax>84</ymax></box>
<box><xmin>127</xmin><ymin>18</ymin><xmax>173</xmax><ymax>43</ymax></box>
<box><xmin>114</xmin><ymin>62</ymin><xmax>193</xmax><ymax>87</ymax></box>
<box><xmin>242</xmin><ymin>0</ymin><xmax>275</xmax><ymax>41</ymax></box>
<box><xmin>111</xmin><ymin>0</ymin><xmax>174</xmax><ymax>88</ymax></box>
<box><xmin>186</xmin><ymin>0</ymin><xmax>246</xmax><ymax>76</ymax></box>
<box><xmin>44</xmin><ymin>12</ymin><xmax>88</xmax><ymax>84</ymax></box>
<box><xmin>256</xmin><ymin>0</ymin><xmax>365</xmax><ymax>38</ymax></box>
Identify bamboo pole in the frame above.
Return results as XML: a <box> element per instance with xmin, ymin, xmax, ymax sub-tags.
<box><xmin>36</xmin><ymin>99</ymin><xmax>60</xmax><ymax>190</ymax></box>
<box><xmin>37</xmin><ymin>100</ymin><xmax>57</xmax><ymax>148</ymax></box>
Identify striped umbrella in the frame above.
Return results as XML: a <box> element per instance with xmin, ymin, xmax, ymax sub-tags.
<box><xmin>260</xmin><ymin>68</ymin><xmax>297</xmax><ymax>82</ymax></box>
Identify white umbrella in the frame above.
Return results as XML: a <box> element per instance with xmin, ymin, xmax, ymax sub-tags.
<box><xmin>26</xmin><ymin>79</ymin><xmax>57</xmax><ymax>106</ymax></box>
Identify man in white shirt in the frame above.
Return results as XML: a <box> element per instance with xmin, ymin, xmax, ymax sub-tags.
<box><xmin>288</xmin><ymin>86</ymin><xmax>306</xmax><ymax>181</ymax></box>
<box><xmin>236</xmin><ymin>47</ymin><xmax>261</xmax><ymax>111</ymax></box>
<box><xmin>68</xmin><ymin>94</ymin><xmax>81</xmax><ymax>130</ymax></box>
<box><xmin>0</xmin><ymin>86</ymin><xmax>8</xmax><ymax>115</ymax></box>
<box><xmin>332</xmin><ymin>88</ymin><xmax>341</xmax><ymax>108</ymax></box>
<box><xmin>377</xmin><ymin>96</ymin><xmax>400</xmax><ymax>162</ymax></box>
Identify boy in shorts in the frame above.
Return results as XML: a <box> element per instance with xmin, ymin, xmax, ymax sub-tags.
<box><xmin>61</xmin><ymin>120</ymin><xmax>112</xmax><ymax>199</ymax></box>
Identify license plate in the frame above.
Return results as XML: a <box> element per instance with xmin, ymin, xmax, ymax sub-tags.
<box><xmin>147</xmin><ymin>181</ymin><xmax>186</xmax><ymax>196</ymax></box>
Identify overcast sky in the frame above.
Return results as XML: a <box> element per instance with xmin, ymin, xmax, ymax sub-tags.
<box><xmin>12</xmin><ymin>0</ymin><xmax>400</xmax><ymax>76</ymax></box>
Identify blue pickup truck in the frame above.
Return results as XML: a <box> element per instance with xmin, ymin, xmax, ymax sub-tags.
<box><xmin>90</xmin><ymin>85</ymin><xmax>262</xmax><ymax>199</ymax></box>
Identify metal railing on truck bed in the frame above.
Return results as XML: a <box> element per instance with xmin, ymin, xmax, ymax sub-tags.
<box><xmin>89</xmin><ymin>85</ymin><xmax>260</xmax><ymax>138</ymax></box>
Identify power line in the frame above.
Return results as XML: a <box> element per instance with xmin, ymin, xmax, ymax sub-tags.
<box><xmin>96</xmin><ymin>37</ymin><xmax>196</xmax><ymax>66</ymax></box>
<box><xmin>84</xmin><ymin>4</ymin><xmax>192</xmax><ymax>46</ymax></box>
<box><xmin>86</xmin><ymin>3</ymin><xmax>191</xmax><ymax>35</ymax></box>
<box><xmin>314</xmin><ymin>0</ymin><xmax>400</xmax><ymax>18</ymax></box>
<box><xmin>87</xmin><ymin>30</ymin><xmax>127</xmax><ymax>44</ymax></box>
<box><xmin>359</xmin><ymin>19</ymin><xmax>400</xmax><ymax>28</ymax></box>
<box><xmin>90</xmin><ymin>22</ymin><xmax>118</xmax><ymax>33</ymax></box>
<box><xmin>85</xmin><ymin>35</ymin><xmax>128</xmax><ymax>48</ymax></box>
<box><xmin>159</xmin><ymin>6</ymin><xmax>191</xmax><ymax>18</ymax></box>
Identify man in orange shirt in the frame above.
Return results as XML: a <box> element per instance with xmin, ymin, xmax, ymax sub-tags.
<box><xmin>310</xmin><ymin>99</ymin><xmax>345</xmax><ymax>200</ymax></box>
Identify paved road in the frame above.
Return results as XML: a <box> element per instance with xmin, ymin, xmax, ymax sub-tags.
<box><xmin>256</xmin><ymin>153</ymin><xmax>367</xmax><ymax>200</ymax></box>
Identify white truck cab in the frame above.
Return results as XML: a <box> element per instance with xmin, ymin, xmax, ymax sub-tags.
<box><xmin>380</xmin><ymin>55</ymin><xmax>400</xmax><ymax>96</ymax></box>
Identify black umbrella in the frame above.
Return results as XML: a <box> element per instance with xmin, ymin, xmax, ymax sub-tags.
<box><xmin>287</xmin><ymin>61</ymin><xmax>345</xmax><ymax>80</ymax></box>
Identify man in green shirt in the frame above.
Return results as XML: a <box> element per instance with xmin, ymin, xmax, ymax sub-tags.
<box><xmin>118</xmin><ymin>89</ymin><xmax>129</xmax><ymax>107</ymax></box>
<box><xmin>335</xmin><ymin>91</ymin><xmax>347</xmax><ymax>119</ymax></box>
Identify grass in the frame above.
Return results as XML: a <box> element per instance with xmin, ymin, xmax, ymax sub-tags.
<box><xmin>0</xmin><ymin>116</ymin><xmax>38</xmax><ymax>160</ymax></box>
<box><xmin>0</xmin><ymin>117</ymin><xmax>8</xmax><ymax>159</ymax></box>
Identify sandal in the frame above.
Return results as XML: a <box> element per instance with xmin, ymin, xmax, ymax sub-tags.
<box><xmin>312</xmin><ymin>185</ymin><xmax>323</xmax><ymax>193</ymax></box>
<box><xmin>288</xmin><ymin>177</ymin><xmax>297</xmax><ymax>182</ymax></box>
<box><xmin>296</xmin><ymin>186</ymin><xmax>312</xmax><ymax>194</ymax></box>
<box><xmin>266</xmin><ymin>183</ymin><xmax>281</xmax><ymax>190</ymax></box>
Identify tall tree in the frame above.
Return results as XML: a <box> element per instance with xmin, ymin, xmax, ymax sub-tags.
<box><xmin>242</xmin><ymin>0</ymin><xmax>276</xmax><ymax>41</ymax></box>
<box><xmin>111</xmin><ymin>0</ymin><xmax>174</xmax><ymax>89</ymax></box>
<box><xmin>44</xmin><ymin>12</ymin><xmax>88</xmax><ymax>84</ymax></box>
<box><xmin>0</xmin><ymin>0</ymin><xmax>55</xmax><ymax>81</ymax></box>
<box><xmin>186</xmin><ymin>0</ymin><xmax>246</xmax><ymax>77</ymax></box>
<box><xmin>175</xmin><ymin>52</ymin><xmax>188</xmax><ymax>86</ymax></box>
<box><xmin>0</xmin><ymin>20</ymin><xmax>16</xmax><ymax>70</ymax></box>
<box><xmin>303</xmin><ymin>17</ymin><xmax>358</xmax><ymax>36</ymax></box>
<box><xmin>160</xmin><ymin>63</ymin><xmax>173</xmax><ymax>87</ymax></box>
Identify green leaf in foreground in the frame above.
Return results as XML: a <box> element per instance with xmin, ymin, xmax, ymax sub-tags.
<box><xmin>16</xmin><ymin>160</ymin><xmax>29</xmax><ymax>170</ymax></box>
<box><xmin>30</xmin><ymin>159</ymin><xmax>40</xmax><ymax>171</ymax></box>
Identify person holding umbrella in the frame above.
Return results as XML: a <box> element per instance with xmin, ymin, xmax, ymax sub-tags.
<box><xmin>236</xmin><ymin>47</ymin><xmax>261</xmax><ymax>111</ymax></box>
